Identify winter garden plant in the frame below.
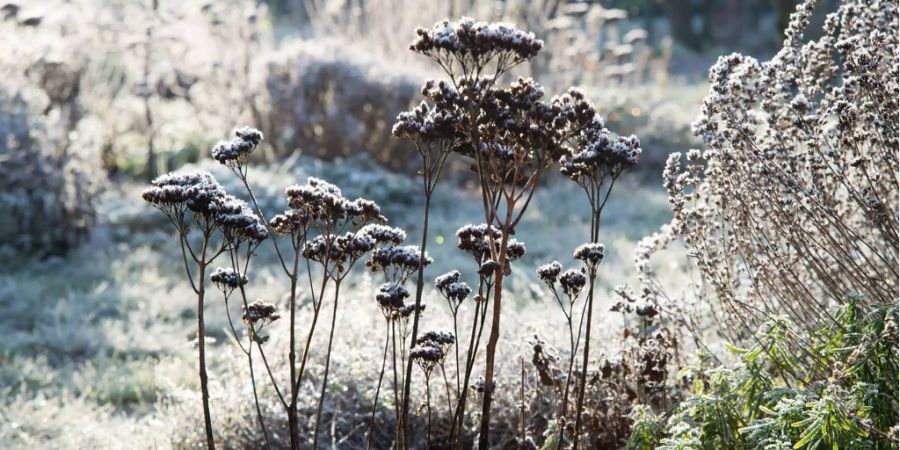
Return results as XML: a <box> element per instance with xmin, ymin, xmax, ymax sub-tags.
<box><xmin>143</xmin><ymin>16</ymin><xmax>642</xmax><ymax>449</ymax></box>
<box><xmin>390</xmin><ymin>16</ymin><xmax>644</xmax><ymax>449</ymax></box>
<box><xmin>138</xmin><ymin>0</ymin><xmax>898</xmax><ymax>448</ymax></box>
<box><xmin>622</xmin><ymin>0</ymin><xmax>898</xmax><ymax>448</ymax></box>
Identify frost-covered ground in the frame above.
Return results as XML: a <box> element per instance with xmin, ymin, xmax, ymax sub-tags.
<box><xmin>0</xmin><ymin>155</ymin><xmax>689</xmax><ymax>448</ymax></box>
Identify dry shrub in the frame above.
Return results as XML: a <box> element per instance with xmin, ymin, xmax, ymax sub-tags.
<box><xmin>264</xmin><ymin>39</ymin><xmax>423</xmax><ymax>170</ymax></box>
<box><xmin>660</xmin><ymin>0</ymin><xmax>897</xmax><ymax>349</ymax></box>
<box><xmin>0</xmin><ymin>68</ymin><xmax>98</xmax><ymax>253</ymax></box>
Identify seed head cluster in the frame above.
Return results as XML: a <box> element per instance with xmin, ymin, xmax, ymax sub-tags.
<box><xmin>367</xmin><ymin>245</ymin><xmax>432</xmax><ymax>277</ymax></box>
<box><xmin>435</xmin><ymin>270</ymin><xmax>471</xmax><ymax>304</ymax></box>
<box><xmin>537</xmin><ymin>261</ymin><xmax>562</xmax><ymax>285</ymax></box>
<box><xmin>559</xmin><ymin>269</ymin><xmax>587</xmax><ymax>298</ymax></box>
<box><xmin>275</xmin><ymin>177</ymin><xmax>388</xmax><ymax>233</ymax></box>
<box><xmin>142</xmin><ymin>171</ymin><xmax>224</xmax><ymax>217</ymax></box>
<box><xmin>573</xmin><ymin>243</ymin><xmax>605</xmax><ymax>268</ymax></box>
<box><xmin>210</xmin><ymin>267</ymin><xmax>248</xmax><ymax>291</ymax></box>
<box><xmin>411</xmin><ymin>329</ymin><xmax>455</xmax><ymax>375</ymax></box>
<box><xmin>376</xmin><ymin>283</ymin><xmax>410</xmax><ymax>311</ymax></box>
<box><xmin>242</xmin><ymin>299</ymin><xmax>279</xmax><ymax>325</ymax></box>
<box><xmin>213</xmin><ymin>195</ymin><xmax>268</xmax><ymax>244</ymax></box>
<box><xmin>212</xmin><ymin>127</ymin><xmax>264</xmax><ymax>168</ymax></box>
<box><xmin>410</xmin><ymin>17</ymin><xmax>543</xmax><ymax>63</ymax></box>
<box><xmin>456</xmin><ymin>223</ymin><xmax>526</xmax><ymax>264</ymax></box>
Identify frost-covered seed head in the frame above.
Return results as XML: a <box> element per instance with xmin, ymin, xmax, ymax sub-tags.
<box><xmin>573</xmin><ymin>243</ymin><xmax>605</xmax><ymax>268</ymax></box>
<box><xmin>559</xmin><ymin>269</ymin><xmax>587</xmax><ymax>298</ymax></box>
<box><xmin>142</xmin><ymin>171</ymin><xmax>224</xmax><ymax>217</ymax></box>
<box><xmin>211</xmin><ymin>127</ymin><xmax>264</xmax><ymax>167</ymax></box>
<box><xmin>410</xmin><ymin>17</ymin><xmax>543</xmax><ymax>63</ymax></box>
<box><xmin>243</xmin><ymin>299</ymin><xmax>279</xmax><ymax>324</ymax></box>
<box><xmin>210</xmin><ymin>267</ymin><xmax>247</xmax><ymax>290</ymax></box>
<box><xmin>376</xmin><ymin>283</ymin><xmax>409</xmax><ymax>311</ymax></box>
<box><xmin>537</xmin><ymin>261</ymin><xmax>562</xmax><ymax>284</ymax></box>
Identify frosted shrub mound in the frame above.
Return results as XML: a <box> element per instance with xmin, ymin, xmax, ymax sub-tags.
<box><xmin>653</xmin><ymin>0</ymin><xmax>897</xmax><ymax>353</ymax></box>
<box><xmin>265</xmin><ymin>40</ymin><xmax>422</xmax><ymax>170</ymax></box>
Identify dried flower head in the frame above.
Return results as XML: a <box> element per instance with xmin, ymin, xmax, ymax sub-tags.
<box><xmin>435</xmin><ymin>270</ymin><xmax>461</xmax><ymax>291</ymax></box>
<box><xmin>559</xmin><ymin>269</ymin><xmax>587</xmax><ymax>298</ymax></box>
<box><xmin>456</xmin><ymin>223</ymin><xmax>526</xmax><ymax>263</ymax></box>
<box><xmin>435</xmin><ymin>270</ymin><xmax>472</xmax><ymax>305</ymax></box>
<box><xmin>366</xmin><ymin>245</ymin><xmax>432</xmax><ymax>277</ymax></box>
<box><xmin>470</xmin><ymin>376</ymin><xmax>493</xmax><ymax>394</ymax></box>
<box><xmin>269</xmin><ymin>209</ymin><xmax>309</xmax><ymax>235</ymax></box>
<box><xmin>359</xmin><ymin>224</ymin><xmax>407</xmax><ymax>246</ymax></box>
<box><xmin>479</xmin><ymin>259</ymin><xmax>500</xmax><ymax>277</ymax></box>
<box><xmin>303</xmin><ymin>232</ymin><xmax>377</xmax><ymax>273</ymax></box>
<box><xmin>284</xmin><ymin>177</ymin><xmax>386</xmax><ymax>228</ymax></box>
<box><xmin>376</xmin><ymin>283</ymin><xmax>410</xmax><ymax>311</ymax></box>
<box><xmin>242</xmin><ymin>299</ymin><xmax>279</xmax><ymax>325</ymax></box>
<box><xmin>142</xmin><ymin>171</ymin><xmax>224</xmax><ymax>218</ymax></box>
<box><xmin>392</xmin><ymin>98</ymin><xmax>463</xmax><ymax>143</ymax></box>
<box><xmin>211</xmin><ymin>126</ymin><xmax>264</xmax><ymax>168</ymax></box>
<box><xmin>573</xmin><ymin>243</ymin><xmax>605</xmax><ymax>268</ymax></box>
<box><xmin>537</xmin><ymin>261</ymin><xmax>562</xmax><ymax>285</ymax></box>
<box><xmin>559</xmin><ymin>134</ymin><xmax>642</xmax><ymax>181</ymax></box>
<box><xmin>210</xmin><ymin>267</ymin><xmax>247</xmax><ymax>291</ymax></box>
<box><xmin>398</xmin><ymin>302</ymin><xmax>426</xmax><ymax>319</ymax></box>
<box><xmin>410</xmin><ymin>17</ymin><xmax>543</xmax><ymax>66</ymax></box>
<box><xmin>410</xmin><ymin>342</ymin><xmax>444</xmax><ymax>374</ymax></box>
<box><xmin>456</xmin><ymin>223</ymin><xmax>501</xmax><ymax>261</ymax></box>
<box><xmin>417</xmin><ymin>330</ymin><xmax>456</xmax><ymax>350</ymax></box>
<box><xmin>213</xmin><ymin>195</ymin><xmax>268</xmax><ymax>244</ymax></box>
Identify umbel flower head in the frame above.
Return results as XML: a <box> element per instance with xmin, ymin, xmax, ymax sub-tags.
<box><xmin>283</xmin><ymin>177</ymin><xmax>387</xmax><ymax>229</ymax></box>
<box><xmin>212</xmin><ymin>126</ymin><xmax>264</xmax><ymax>168</ymax></box>
<box><xmin>377</xmin><ymin>283</ymin><xmax>410</xmax><ymax>312</ymax></box>
<box><xmin>366</xmin><ymin>245</ymin><xmax>433</xmax><ymax>278</ymax></box>
<box><xmin>142</xmin><ymin>171</ymin><xmax>224</xmax><ymax>218</ymax></box>
<box><xmin>456</xmin><ymin>224</ymin><xmax>526</xmax><ymax>263</ymax></box>
<box><xmin>303</xmin><ymin>232</ymin><xmax>378</xmax><ymax>273</ymax></box>
<box><xmin>410</xmin><ymin>17</ymin><xmax>544</xmax><ymax>65</ymax></box>
<box><xmin>574</xmin><ymin>243</ymin><xmax>605</xmax><ymax>268</ymax></box>
<box><xmin>559</xmin><ymin>269</ymin><xmax>587</xmax><ymax>298</ymax></box>
<box><xmin>243</xmin><ymin>299</ymin><xmax>280</xmax><ymax>325</ymax></box>
<box><xmin>210</xmin><ymin>267</ymin><xmax>247</xmax><ymax>291</ymax></box>
<box><xmin>212</xmin><ymin>194</ymin><xmax>268</xmax><ymax>244</ymax></box>
<box><xmin>537</xmin><ymin>261</ymin><xmax>562</xmax><ymax>285</ymax></box>
<box><xmin>410</xmin><ymin>341</ymin><xmax>445</xmax><ymax>375</ymax></box>
<box><xmin>392</xmin><ymin>97</ymin><xmax>463</xmax><ymax>143</ymax></box>
<box><xmin>435</xmin><ymin>270</ymin><xmax>471</xmax><ymax>304</ymax></box>
<box><xmin>559</xmin><ymin>134</ymin><xmax>642</xmax><ymax>181</ymax></box>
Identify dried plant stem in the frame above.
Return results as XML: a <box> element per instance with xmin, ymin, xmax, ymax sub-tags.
<box><xmin>366</xmin><ymin>321</ymin><xmax>391</xmax><ymax>450</ymax></box>
<box><xmin>287</xmin><ymin>246</ymin><xmax>300</xmax><ymax>450</ymax></box>
<box><xmin>478</xmin><ymin>195</ymin><xmax>515</xmax><ymax>450</ymax></box>
<box><xmin>313</xmin><ymin>281</ymin><xmax>342</xmax><ymax>448</ymax></box>
<box><xmin>247</xmin><ymin>346</ymin><xmax>272</xmax><ymax>450</ymax></box>
<box><xmin>225</xmin><ymin>247</ymin><xmax>275</xmax><ymax>449</ymax></box>
<box><xmin>425</xmin><ymin>373</ymin><xmax>433</xmax><ymax>449</ymax></box>
<box><xmin>452</xmin><ymin>280</ymin><xmax>490</xmax><ymax>447</ymax></box>
<box><xmin>391</xmin><ymin>320</ymin><xmax>402</xmax><ymax>446</ymax></box>
<box><xmin>520</xmin><ymin>357</ymin><xmax>526</xmax><ymax>443</ymax></box>
<box><xmin>439</xmin><ymin>362</ymin><xmax>454</xmax><ymax>419</ymax></box>
<box><xmin>571</xmin><ymin>274</ymin><xmax>596</xmax><ymax>447</ymax></box>
<box><xmin>571</xmin><ymin>176</ymin><xmax>615</xmax><ymax>447</ymax></box>
<box><xmin>401</xmin><ymin>147</ymin><xmax>446</xmax><ymax>447</ymax></box>
<box><xmin>234</xmin><ymin>169</ymin><xmax>301</xmax><ymax>449</ymax></box>
<box><xmin>192</xmin><ymin>229</ymin><xmax>215</xmax><ymax>450</ymax></box>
